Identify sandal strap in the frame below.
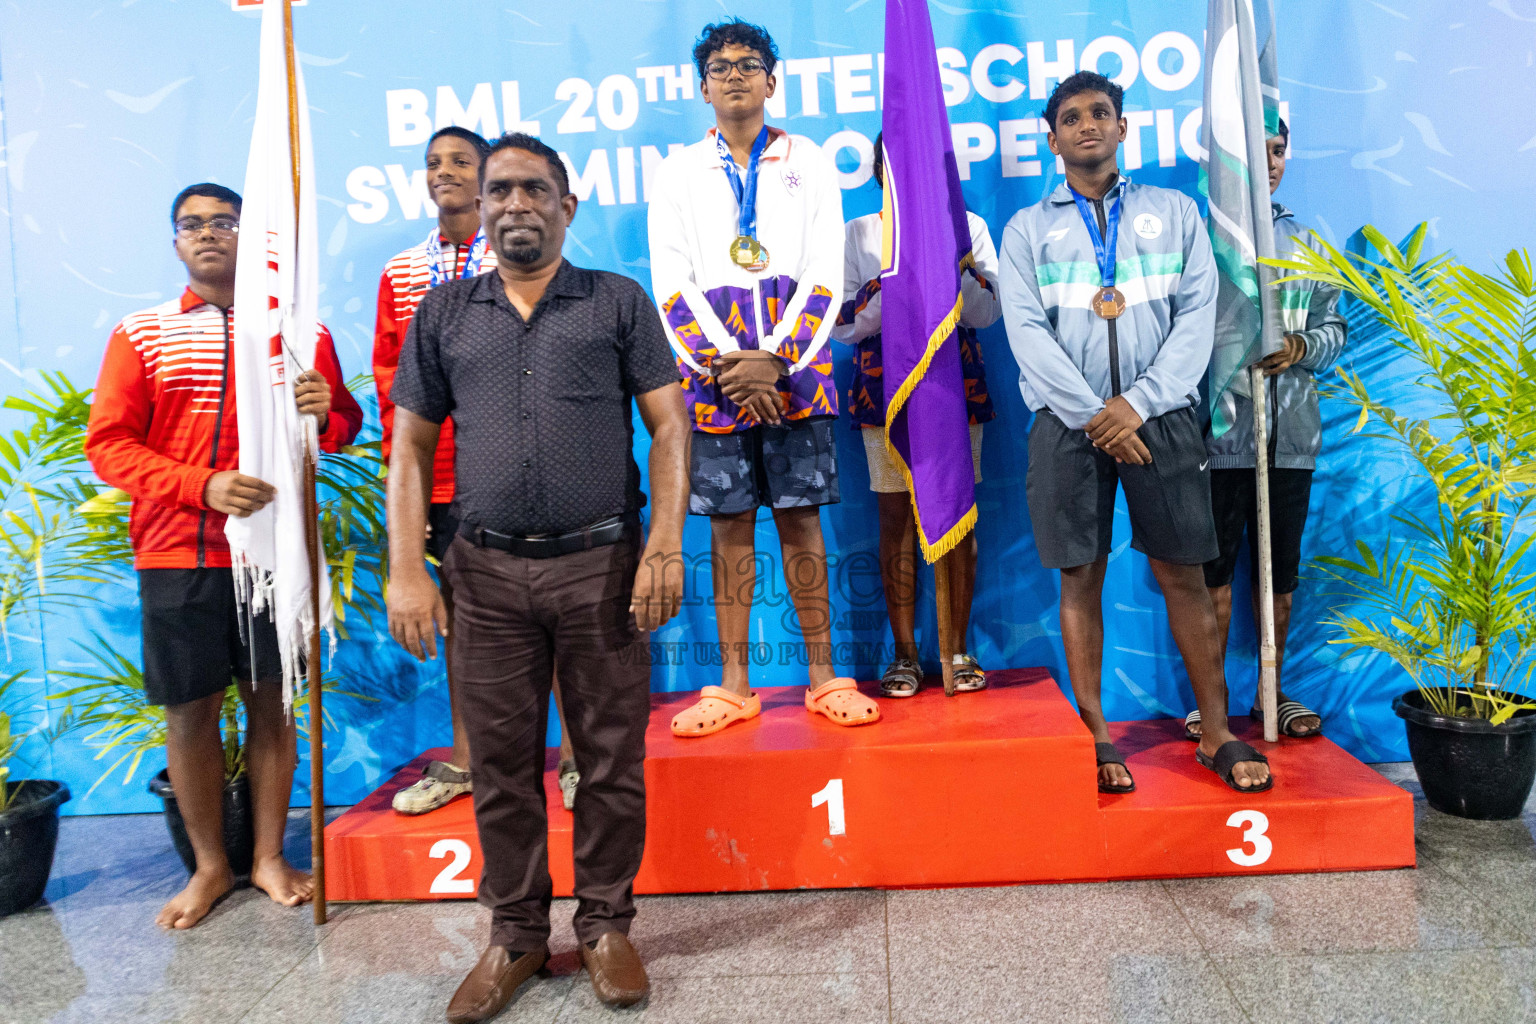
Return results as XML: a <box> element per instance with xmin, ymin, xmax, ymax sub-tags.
<box><xmin>812</xmin><ymin>677</ymin><xmax>858</xmax><ymax>698</ymax></box>
<box><xmin>1094</xmin><ymin>741</ymin><xmax>1127</xmax><ymax>767</ymax></box>
<box><xmin>1185</xmin><ymin>709</ymin><xmax>1202</xmax><ymax>725</ymax></box>
<box><xmin>697</xmin><ymin>685</ymin><xmax>752</xmax><ymax>709</ymax></box>
<box><xmin>1250</xmin><ymin>700</ymin><xmax>1320</xmax><ymax>730</ymax></box>
<box><xmin>1213</xmin><ymin>739</ymin><xmax>1268</xmax><ymax>778</ymax></box>
<box><xmin>424</xmin><ymin>761</ymin><xmax>471</xmax><ymax>784</ymax></box>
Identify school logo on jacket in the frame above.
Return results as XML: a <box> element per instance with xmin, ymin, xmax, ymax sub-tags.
<box><xmin>1134</xmin><ymin>214</ymin><xmax>1164</xmax><ymax>240</ymax></box>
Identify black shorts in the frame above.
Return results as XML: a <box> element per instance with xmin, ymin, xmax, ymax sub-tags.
<box><xmin>427</xmin><ymin>502</ymin><xmax>459</xmax><ymax>563</ymax></box>
<box><xmin>139</xmin><ymin>568</ymin><xmax>282</xmax><ymax>707</ymax></box>
<box><xmin>689</xmin><ymin>417</ymin><xmax>840</xmax><ymax>516</ymax></box>
<box><xmin>1203</xmin><ymin>467</ymin><xmax>1314</xmax><ymax>593</ymax></box>
<box><xmin>1026</xmin><ymin>406</ymin><xmax>1219</xmax><ymax>569</ymax></box>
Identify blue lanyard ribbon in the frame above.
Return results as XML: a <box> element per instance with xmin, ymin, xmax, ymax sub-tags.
<box><xmin>426</xmin><ymin>227</ymin><xmax>488</xmax><ymax>289</ymax></box>
<box><xmin>718</xmin><ymin>126</ymin><xmax>771</xmax><ymax>239</ymax></box>
<box><xmin>1069</xmin><ymin>184</ymin><xmax>1122</xmax><ymax>289</ymax></box>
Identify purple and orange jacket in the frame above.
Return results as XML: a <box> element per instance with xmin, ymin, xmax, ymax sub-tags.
<box><xmin>646</xmin><ymin>127</ymin><xmax>845</xmax><ymax>433</ymax></box>
<box><xmin>832</xmin><ymin>211</ymin><xmax>1001</xmax><ymax>429</ymax></box>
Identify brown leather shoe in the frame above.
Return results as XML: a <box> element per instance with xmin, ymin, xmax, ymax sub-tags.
<box><xmin>579</xmin><ymin>931</ymin><xmax>650</xmax><ymax>1007</ymax></box>
<box><xmin>446</xmin><ymin>945</ymin><xmax>549</xmax><ymax>1024</ymax></box>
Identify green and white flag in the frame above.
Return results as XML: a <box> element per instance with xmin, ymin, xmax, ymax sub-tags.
<box><xmin>1201</xmin><ymin>0</ymin><xmax>1283</xmax><ymax>437</ymax></box>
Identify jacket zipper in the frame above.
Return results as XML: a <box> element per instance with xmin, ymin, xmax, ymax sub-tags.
<box><xmin>1268</xmin><ymin>374</ymin><xmax>1279</xmax><ymax>463</ymax></box>
<box><xmin>750</xmin><ymin>279</ymin><xmax>764</xmax><ymax>354</ymax></box>
<box><xmin>1092</xmin><ymin>197</ymin><xmax>1121</xmax><ymax>396</ymax></box>
<box><xmin>198</xmin><ymin>308</ymin><xmax>234</xmax><ymax>568</ymax></box>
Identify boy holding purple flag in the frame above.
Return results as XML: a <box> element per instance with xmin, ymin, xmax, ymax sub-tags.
<box><xmin>999</xmin><ymin>72</ymin><xmax>1274</xmax><ymax>794</ymax></box>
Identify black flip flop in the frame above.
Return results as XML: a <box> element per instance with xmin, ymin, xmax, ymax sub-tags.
<box><xmin>1183</xmin><ymin>709</ymin><xmax>1202</xmax><ymax>742</ymax></box>
<box><xmin>1196</xmin><ymin>739</ymin><xmax>1274</xmax><ymax>793</ymax></box>
<box><xmin>1250</xmin><ymin>700</ymin><xmax>1323</xmax><ymax>739</ymax></box>
<box><xmin>1095</xmin><ymin>741</ymin><xmax>1137</xmax><ymax>794</ymax></box>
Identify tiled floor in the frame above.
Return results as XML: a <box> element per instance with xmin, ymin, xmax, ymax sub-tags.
<box><xmin>2</xmin><ymin>763</ymin><xmax>1534</xmax><ymax>1024</ymax></box>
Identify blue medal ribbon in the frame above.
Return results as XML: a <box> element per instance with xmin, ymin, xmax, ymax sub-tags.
<box><xmin>426</xmin><ymin>227</ymin><xmax>488</xmax><ymax>289</ymax></box>
<box><xmin>1068</xmin><ymin>183</ymin><xmax>1123</xmax><ymax>291</ymax></box>
<box><xmin>718</xmin><ymin>125</ymin><xmax>771</xmax><ymax>240</ymax></box>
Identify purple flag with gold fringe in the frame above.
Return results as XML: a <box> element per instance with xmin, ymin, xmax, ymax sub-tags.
<box><xmin>881</xmin><ymin>0</ymin><xmax>976</xmax><ymax>562</ymax></box>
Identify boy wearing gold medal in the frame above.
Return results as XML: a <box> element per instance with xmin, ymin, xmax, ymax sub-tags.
<box><xmin>999</xmin><ymin>72</ymin><xmax>1274</xmax><ymax>795</ymax></box>
<box><xmin>649</xmin><ymin>19</ymin><xmax>876</xmax><ymax>736</ymax></box>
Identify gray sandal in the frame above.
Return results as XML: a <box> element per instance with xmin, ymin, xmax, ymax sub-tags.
<box><xmin>952</xmin><ymin>653</ymin><xmax>986</xmax><ymax>693</ymax></box>
<box><xmin>880</xmin><ymin>658</ymin><xmax>922</xmax><ymax>698</ymax></box>
<box><xmin>558</xmin><ymin>758</ymin><xmax>580</xmax><ymax>811</ymax></box>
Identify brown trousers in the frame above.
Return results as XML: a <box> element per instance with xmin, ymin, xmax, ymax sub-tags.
<box><xmin>442</xmin><ymin>531</ymin><xmax>651</xmax><ymax>950</ymax></box>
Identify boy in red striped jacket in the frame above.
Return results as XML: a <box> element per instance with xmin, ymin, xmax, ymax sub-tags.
<box><xmin>372</xmin><ymin>126</ymin><xmax>582</xmax><ymax>816</ymax></box>
<box><xmin>86</xmin><ymin>183</ymin><xmax>362</xmax><ymax>929</ymax></box>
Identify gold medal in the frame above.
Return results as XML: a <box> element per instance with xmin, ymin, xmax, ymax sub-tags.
<box><xmin>1091</xmin><ymin>286</ymin><xmax>1126</xmax><ymax>320</ymax></box>
<box><xmin>729</xmin><ymin>235</ymin><xmax>770</xmax><ymax>273</ymax></box>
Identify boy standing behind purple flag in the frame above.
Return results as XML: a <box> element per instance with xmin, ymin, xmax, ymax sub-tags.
<box><xmin>876</xmin><ymin>0</ymin><xmax>982</xmax><ymax>565</ymax></box>
<box><xmin>833</xmin><ymin>133</ymin><xmax>1002</xmax><ymax>697</ymax></box>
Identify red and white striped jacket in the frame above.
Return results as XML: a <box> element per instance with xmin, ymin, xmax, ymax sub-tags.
<box><xmin>372</xmin><ymin>229</ymin><xmax>498</xmax><ymax>503</ymax></box>
<box><xmin>85</xmin><ymin>287</ymin><xmax>363</xmax><ymax>570</ymax></box>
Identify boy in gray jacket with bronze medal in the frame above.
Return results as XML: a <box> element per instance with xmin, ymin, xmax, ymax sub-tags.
<box><xmin>1189</xmin><ymin>118</ymin><xmax>1346</xmax><ymax>744</ymax></box>
<box><xmin>1000</xmin><ymin>72</ymin><xmax>1274</xmax><ymax>795</ymax></box>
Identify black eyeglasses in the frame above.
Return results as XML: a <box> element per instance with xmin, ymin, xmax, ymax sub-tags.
<box><xmin>175</xmin><ymin>216</ymin><xmax>240</xmax><ymax>239</ymax></box>
<box><xmin>705</xmin><ymin>57</ymin><xmax>768</xmax><ymax>80</ymax></box>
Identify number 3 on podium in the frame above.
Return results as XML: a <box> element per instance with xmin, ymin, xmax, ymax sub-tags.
<box><xmin>1225</xmin><ymin>810</ymin><xmax>1272</xmax><ymax>867</ymax></box>
<box><xmin>812</xmin><ymin>778</ymin><xmax>846</xmax><ymax>836</ymax></box>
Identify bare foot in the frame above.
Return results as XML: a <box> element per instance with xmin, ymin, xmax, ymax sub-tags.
<box><xmin>156</xmin><ymin>867</ymin><xmax>234</xmax><ymax>930</ymax></box>
<box><xmin>251</xmin><ymin>854</ymin><xmax>314</xmax><ymax>908</ymax></box>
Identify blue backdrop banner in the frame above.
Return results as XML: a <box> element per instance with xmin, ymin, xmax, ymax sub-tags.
<box><xmin>1</xmin><ymin>0</ymin><xmax>1532</xmax><ymax>813</ymax></box>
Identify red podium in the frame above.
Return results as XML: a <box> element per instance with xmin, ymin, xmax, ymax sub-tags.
<box><xmin>324</xmin><ymin>669</ymin><xmax>1414</xmax><ymax>901</ymax></box>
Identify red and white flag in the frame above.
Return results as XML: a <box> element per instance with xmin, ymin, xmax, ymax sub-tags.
<box><xmin>228</xmin><ymin>0</ymin><xmax>329</xmax><ymax>708</ymax></box>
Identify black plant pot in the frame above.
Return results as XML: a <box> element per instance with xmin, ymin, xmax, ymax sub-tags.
<box><xmin>148</xmin><ymin>769</ymin><xmax>255</xmax><ymax>877</ymax></box>
<box><xmin>1394</xmin><ymin>689</ymin><xmax>1536</xmax><ymax>820</ymax></box>
<box><xmin>0</xmin><ymin>780</ymin><xmax>71</xmax><ymax>917</ymax></box>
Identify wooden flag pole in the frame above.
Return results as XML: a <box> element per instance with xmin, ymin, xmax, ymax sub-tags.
<box><xmin>1231</xmin><ymin>0</ymin><xmax>1280</xmax><ymax>745</ymax></box>
<box><xmin>1250</xmin><ymin>366</ymin><xmax>1280</xmax><ymax>743</ymax></box>
<box><xmin>279</xmin><ymin>0</ymin><xmax>327</xmax><ymax>925</ymax></box>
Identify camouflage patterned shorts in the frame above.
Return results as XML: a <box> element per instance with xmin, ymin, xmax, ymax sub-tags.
<box><xmin>689</xmin><ymin>418</ymin><xmax>841</xmax><ymax>516</ymax></box>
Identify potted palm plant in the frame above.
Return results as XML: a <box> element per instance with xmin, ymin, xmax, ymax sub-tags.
<box><xmin>1271</xmin><ymin>226</ymin><xmax>1536</xmax><ymax>819</ymax></box>
<box><xmin>0</xmin><ymin>370</ymin><xmax>384</xmax><ymax>877</ymax></box>
<box><xmin>0</xmin><ymin>374</ymin><xmax>110</xmax><ymax>916</ymax></box>
<box><xmin>0</xmin><ymin>672</ymin><xmax>71</xmax><ymax>916</ymax></box>
<box><xmin>51</xmin><ymin>373</ymin><xmax>385</xmax><ymax>870</ymax></box>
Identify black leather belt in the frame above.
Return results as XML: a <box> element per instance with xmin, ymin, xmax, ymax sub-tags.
<box><xmin>458</xmin><ymin>513</ymin><xmax>634</xmax><ymax>559</ymax></box>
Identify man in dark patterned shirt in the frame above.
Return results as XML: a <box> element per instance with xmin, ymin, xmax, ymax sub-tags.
<box><xmin>387</xmin><ymin>133</ymin><xmax>688</xmax><ymax>1019</ymax></box>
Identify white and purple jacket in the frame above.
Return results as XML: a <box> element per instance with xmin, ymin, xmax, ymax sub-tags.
<box><xmin>647</xmin><ymin>127</ymin><xmax>845</xmax><ymax>433</ymax></box>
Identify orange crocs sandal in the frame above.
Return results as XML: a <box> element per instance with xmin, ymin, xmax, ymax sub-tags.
<box><xmin>805</xmin><ymin>677</ymin><xmax>881</xmax><ymax>727</ymax></box>
<box><xmin>670</xmin><ymin>686</ymin><xmax>761</xmax><ymax>738</ymax></box>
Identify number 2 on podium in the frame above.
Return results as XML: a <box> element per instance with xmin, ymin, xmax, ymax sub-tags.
<box><xmin>812</xmin><ymin>778</ymin><xmax>846</xmax><ymax>836</ymax></box>
<box><xmin>429</xmin><ymin>838</ymin><xmax>477</xmax><ymax>894</ymax></box>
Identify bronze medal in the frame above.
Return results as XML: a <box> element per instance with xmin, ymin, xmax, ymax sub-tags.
<box><xmin>1091</xmin><ymin>286</ymin><xmax>1126</xmax><ymax>320</ymax></box>
<box><xmin>729</xmin><ymin>235</ymin><xmax>770</xmax><ymax>273</ymax></box>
